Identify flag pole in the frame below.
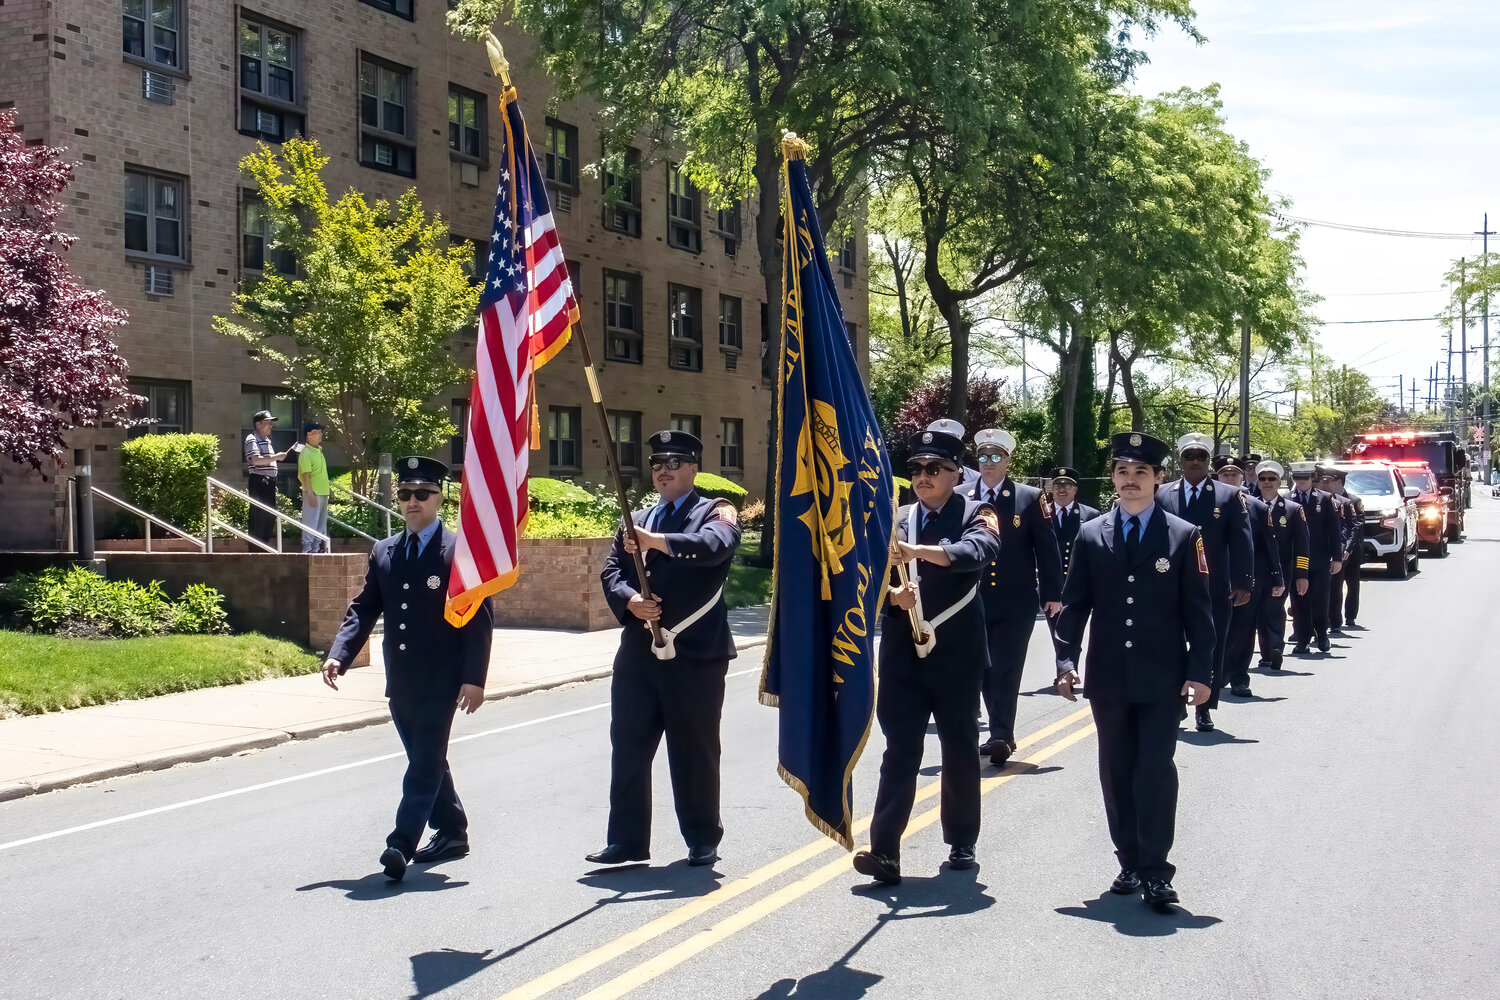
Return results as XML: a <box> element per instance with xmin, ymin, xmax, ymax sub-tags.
<box><xmin>484</xmin><ymin>32</ymin><xmax>666</xmax><ymax>653</ymax></box>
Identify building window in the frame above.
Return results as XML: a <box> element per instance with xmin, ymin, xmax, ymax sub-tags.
<box><xmin>238</xmin><ymin>15</ymin><xmax>303</xmax><ymax>142</ymax></box>
<box><xmin>240</xmin><ymin>193</ymin><xmax>295</xmax><ymax>275</ymax></box>
<box><xmin>668</xmin><ymin>285</ymin><xmax>703</xmax><ymax>372</ymax></box>
<box><xmin>604</xmin><ymin>271</ymin><xmax>642</xmax><ymax>364</ymax></box>
<box><xmin>609</xmin><ymin>411</ymin><xmax>642</xmax><ymax>472</ymax></box>
<box><xmin>667</xmin><ymin>165</ymin><xmax>701</xmax><ymax>252</ymax></box>
<box><xmin>450</xmin><ymin>399</ymin><xmax>470</xmax><ymax>465</ymax></box>
<box><xmin>128</xmin><ymin>378</ymin><xmax>191</xmax><ymax>436</ymax></box>
<box><xmin>447</xmin><ymin>85</ymin><xmax>486</xmax><ymax>162</ymax></box>
<box><xmin>845</xmin><ymin>321</ymin><xmax>858</xmax><ymax>349</ymax></box>
<box><xmin>716</xmin><ymin>201</ymin><xmax>740</xmax><ymax>256</ymax></box>
<box><xmin>670</xmin><ymin>414</ymin><xmax>701</xmax><ymax>439</ymax></box>
<box><xmin>721</xmin><ymin>418</ymin><xmax>744</xmax><ymax>472</ymax></box>
<box><xmin>360</xmin><ymin>0</ymin><xmax>413</xmax><ymax>19</ymax></box>
<box><xmin>718</xmin><ymin>295</ymin><xmax>742</xmax><ymax>353</ymax></box>
<box><xmin>123</xmin><ymin>0</ymin><xmax>182</xmax><ymax>70</ymax></box>
<box><xmin>603</xmin><ymin>147</ymin><xmax>642</xmax><ymax>237</ymax></box>
<box><xmin>837</xmin><ymin>237</ymin><xmax>856</xmax><ymax>272</ymax></box>
<box><xmin>549</xmin><ymin>406</ymin><xmax>581</xmax><ymax>470</ymax></box>
<box><xmin>124</xmin><ymin>169</ymin><xmax>185</xmax><ymax>261</ymax></box>
<box><xmin>544</xmin><ymin>119</ymin><xmax>578</xmax><ymax>191</ymax></box>
<box><xmin>359</xmin><ymin>54</ymin><xmax>415</xmax><ymax>177</ymax></box>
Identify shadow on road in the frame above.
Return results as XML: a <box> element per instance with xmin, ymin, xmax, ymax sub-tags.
<box><xmin>295</xmin><ymin>871</ymin><xmax>470</xmax><ymax>900</ymax></box>
<box><xmin>1178</xmin><ymin>730</ymin><xmax>1259</xmax><ymax>747</ymax></box>
<box><xmin>1221</xmin><ymin>694</ymin><xmax>1288</xmax><ymax>704</ymax></box>
<box><xmin>1055</xmin><ymin>891</ymin><xmax>1222</xmax><ymax>936</ymax></box>
<box><xmin>1252</xmin><ymin>667</ymin><xmax>1314</xmax><ymax>677</ymax></box>
<box><xmin>408</xmin><ymin>948</ymin><xmax>503</xmax><ymax>999</ymax></box>
<box><xmin>750</xmin><ymin>918</ymin><xmax>888</xmax><ymax>999</ymax></box>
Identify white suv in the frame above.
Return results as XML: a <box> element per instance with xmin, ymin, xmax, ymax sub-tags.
<box><xmin>1333</xmin><ymin>462</ymin><xmax>1420</xmax><ymax>578</ymax></box>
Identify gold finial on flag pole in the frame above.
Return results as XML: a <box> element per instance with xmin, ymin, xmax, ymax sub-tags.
<box><xmin>781</xmin><ymin>130</ymin><xmax>811</xmax><ymax>160</ymax></box>
<box><xmin>485</xmin><ymin>31</ymin><xmax>513</xmax><ymax>87</ymax></box>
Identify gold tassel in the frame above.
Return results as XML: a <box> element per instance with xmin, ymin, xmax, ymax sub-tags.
<box><xmin>530</xmin><ymin>371</ymin><xmax>541</xmax><ymax>449</ymax></box>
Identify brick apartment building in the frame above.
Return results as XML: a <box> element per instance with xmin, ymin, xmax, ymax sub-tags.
<box><xmin>0</xmin><ymin>0</ymin><xmax>869</xmax><ymax>549</ymax></box>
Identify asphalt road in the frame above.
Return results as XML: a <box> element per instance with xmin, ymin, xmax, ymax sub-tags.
<box><xmin>3</xmin><ymin>498</ymin><xmax>1499</xmax><ymax>1000</ymax></box>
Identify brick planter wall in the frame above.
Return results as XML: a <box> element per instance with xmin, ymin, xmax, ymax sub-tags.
<box><xmin>489</xmin><ymin>538</ymin><xmax>619</xmax><ymax>631</ymax></box>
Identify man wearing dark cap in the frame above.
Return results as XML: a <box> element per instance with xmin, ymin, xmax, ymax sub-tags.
<box><xmin>1253</xmin><ymin>462</ymin><xmax>1310</xmax><ymax>671</ymax></box>
<box><xmin>588</xmin><ymin>430</ymin><xmax>741</xmax><ymax>869</ymax></box>
<box><xmin>1318</xmin><ymin>466</ymin><xmax>1363</xmax><ymax>631</ymax></box>
<box><xmin>1047</xmin><ymin>467</ymin><xmax>1101</xmax><ymax>581</ymax></box>
<box><xmin>1055</xmin><ymin>432</ymin><xmax>1214</xmax><ymax>911</ymax></box>
<box><xmin>321</xmin><ymin>456</ymin><xmax>493</xmax><ymax>881</ymax></box>
<box><xmin>243</xmin><ymin>409</ymin><xmax>288</xmax><ymax>545</ymax></box>
<box><xmin>1287</xmin><ymin>463</ymin><xmax>1343</xmax><ymax>654</ymax></box>
<box><xmin>297</xmin><ymin>422</ymin><xmax>329</xmax><ymax>554</ymax></box>
<box><xmin>853</xmin><ymin>428</ymin><xmax>999</xmax><ymax>886</ymax></box>
<box><xmin>1213</xmin><ymin>456</ymin><xmax>1282</xmax><ymax>699</ymax></box>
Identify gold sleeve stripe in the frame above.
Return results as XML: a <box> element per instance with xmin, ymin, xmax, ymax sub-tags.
<box><xmin>1296</xmin><ymin>556</ymin><xmax>1309</xmax><ymax>569</ymax></box>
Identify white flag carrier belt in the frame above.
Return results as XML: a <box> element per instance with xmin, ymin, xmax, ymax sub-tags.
<box><xmin>650</xmin><ymin>583</ymin><xmax>725</xmax><ymax>661</ymax></box>
<box><xmin>906</xmin><ymin>504</ymin><xmax>978</xmax><ymax>659</ymax></box>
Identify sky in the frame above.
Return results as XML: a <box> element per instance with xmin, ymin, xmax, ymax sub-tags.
<box><xmin>1022</xmin><ymin>0</ymin><xmax>1500</xmax><ymax>412</ymax></box>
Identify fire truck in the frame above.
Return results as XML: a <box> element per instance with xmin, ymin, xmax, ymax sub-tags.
<box><xmin>1344</xmin><ymin>431</ymin><xmax>1468</xmax><ymax>541</ymax></box>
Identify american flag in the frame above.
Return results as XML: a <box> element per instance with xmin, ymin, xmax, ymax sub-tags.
<box><xmin>445</xmin><ymin>89</ymin><xmax>577</xmax><ymax>627</ymax></box>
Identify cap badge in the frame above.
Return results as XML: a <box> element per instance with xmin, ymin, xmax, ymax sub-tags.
<box><xmin>427</xmin><ymin>575</ymin><xmax>441</xmax><ymax>590</ymax></box>
<box><xmin>656</xmin><ymin>431</ymin><xmax>671</xmax><ymax>444</ymax></box>
<box><xmin>1155</xmin><ymin>558</ymin><xmax>1170</xmax><ymax>573</ymax></box>
<box><xmin>922</xmin><ymin>432</ymin><xmax>932</xmax><ymax>444</ymax></box>
<box><xmin>1130</xmin><ymin>433</ymin><xmax>1142</xmax><ymax>447</ymax></box>
<box><xmin>407</xmin><ymin>458</ymin><xmax>419</xmax><ymax>470</ymax></box>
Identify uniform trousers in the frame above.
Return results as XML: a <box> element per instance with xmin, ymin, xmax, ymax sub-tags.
<box><xmin>1221</xmin><ymin>579</ymin><xmax>1264</xmax><ymax>694</ymax></box>
<box><xmin>1089</xmin><ymin>698</ymin><xmax>1181</xmax><ymax>881</ymax></box>
<box><xmin>982</xmin><ymin>615</ymin><xmax>1037</xmax><ymax>748</ymax></box>
<box><xmin>1256</xmin><ymin>587</ymin><xmax>1290</xmax><ymax>664</ymax></box>
<box><xmin>1208</xmin><ymin>591</ymin><xmax>1231</xmax><ymax>698</ymax></box>
<box><xmin>606</xmin><ymin>650</ymin><xmax>728</xmax><ymax>853</ymax></box>
<box><xmin>1328</xmin><ymin>566</ymin><xmax>1347</xmax><ymax>628</ymax></box>
<box><xmin>870</xmin><ymin>659</ymin><xmax>983</xmax><ymax>859</ymax></box>
<box><xmin>1290</xmin><ymin>570</ymin><xmax>1332</xmax><ymax>645</ymax></box>
<box><xmin>1336</xmin><ymin>559</ymin><xmax>1361</xmax><ymax>624</ymax></box>
<box><xmin>387</xmin><ymin>695</ymin><xmax>465</xmax><ymax>855</ymax></box>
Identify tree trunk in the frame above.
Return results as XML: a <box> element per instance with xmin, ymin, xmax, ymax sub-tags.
<box><xmin>1113</xmin><ymin>335</ymin><xmax>1145</xmax><ymax>430</ymax></box>
<box><xmin>1059</xmin><ymin>319</ymin><xmax>1085</xmax><ymax>466</ymax></box>
<box><xmin>944</xmin><ymin>303</ymin><xmax>971</xmax><ymax>424</ymax></box>
<box><xmin>1096</xmin><ymin>343</ymin><xmax>1118</xmax><ymax>445</ymax></box>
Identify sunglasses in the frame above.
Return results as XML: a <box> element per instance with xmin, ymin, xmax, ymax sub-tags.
<box><xmin>649</xmin><ymin>457</ymin><xmax>689</xmax><ymax>472</ymax></box>
<box><xmin>1257</xmin><ymin>475</ymin><xmax>1281</xmax><ymax>482</ymax></box>
<box><xmin>976</xmin><ymin>453</ymin><xmax>1009</xmax><ymax>464</ymax></box>
<box><xmin>1181</xmin><ymin>452</ymin><xmax>1211</xmax><ymax>461</ymax></box>
<box><xmin>396</xmin><ymin>488</ymin><xmax>440</xmax><ymax>502</ymax></box>
<box><xmin>907</xmin><ymin>461</ymin><xmax>956</xmax><ymax>478</ymax></box>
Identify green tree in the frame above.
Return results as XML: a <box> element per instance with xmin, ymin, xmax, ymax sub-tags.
<box><xmin>213</xmin><ymin>138</ymin><xmax>478</xmax><ymax>492</ymax></box>
<box><xmin>1290</xmin><ymin>361</ymin><xmax>1386</xmax><ymax>457</ymax></box>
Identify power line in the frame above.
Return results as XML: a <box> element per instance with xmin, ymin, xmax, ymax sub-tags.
<box><xmin>1275</xmin><ymin>213</ymin><xmax>1478</xmax><ymax>241</ymax></box>
<box><xmin>1317</xmin><ymin>315</ymin><xmax>1500</xmax><ymax>325</ymax></box>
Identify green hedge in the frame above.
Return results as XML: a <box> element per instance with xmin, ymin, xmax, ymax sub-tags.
<box><xmin>1</xmin><ymin>566</ymin><xmax>229</xmax><ymax>638</ymax></box>
<box><xmin>693</xmin><ymin>472</ymin><xmax>750</xmax><ymax>509</ymax></box>
<box><xmin>121</xmin><ymin>433</ymin><xmax>221</xmax><ymax>533</ymax></box>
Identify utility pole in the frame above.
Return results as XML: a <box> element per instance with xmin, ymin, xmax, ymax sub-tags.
<box><xmin>1239</xmin><ymin>319</ymin><xmax>1251</xmax><ymax>455</ymax></box>
<box><xmin>1398</xmin><ymin>375</ymin><xmax>1404</xmax><ymax>416</ymax></box>
<box><xmin>1410</xmin><ymin>378</ymin><xmax>1418</xmax><ymax>413</ymax></box>
<box><xmin>1461</xmin><ymin>258</ymin><xmax>1469</xmax><ymax>442</ymax></box>
<box><xmin>1479</xmin><ymin>214</ymin><xmax>1494</xmax><ymax>472</ymax></box>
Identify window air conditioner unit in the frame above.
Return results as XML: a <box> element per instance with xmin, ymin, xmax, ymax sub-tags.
<box><xmin>142</xmin><ymin>70</ymin><xmax>175</xmax><ymax>105</ymax></box>
<box><xmin>143</xmin><ymin>265</ymin><xmax>174</xmax><ymax>296</ymax></box>
<box><xmin>553</xmin><ymin>191</ymin><xmax>572</xmax><ymax>214</ymax></box>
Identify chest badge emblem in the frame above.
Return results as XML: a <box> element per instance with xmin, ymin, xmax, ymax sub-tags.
<box><xmin>1155</xmin><ymin>558</ymin><xmax>1170</xmax><ymax>573</ymax></box>
<box><xmin>1002</xmin><ymin>489</ymin><xmax>1011</xmax><ymax>497</ymax></box>
<box><xmin>427</xmin><ymin>575</ymin><xmax>441</xmax><ymax>590</ymax></box>
<box><xmin>1212</xmin><ymin>507</ymin><xmax>1221</xmax><ymax>519</ymax></box>
<box><xmin>1012</xmin><ymin>515</ymin><xmax>1021</xmax><ymax>527</ymax></box>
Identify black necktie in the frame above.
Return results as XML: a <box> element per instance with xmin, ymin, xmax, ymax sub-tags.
<box><xmin>986</xmin><ymin>489</ymin><xmax>996</xmax><ymax>506</ymax></box>
<box><xmin>406</xmin><ymin>533</ymin><xmax>419</xmax><ymax>563</ymax></box>
<box><xmin>1189</xmin><ymin>484</ymin><xmax>1200</xmax><ymax>505</ymax></box>
<box><xmin>1125</xmin><ymin>515</ymin><xmax>1141</xmax><ymax>562</ymax></box>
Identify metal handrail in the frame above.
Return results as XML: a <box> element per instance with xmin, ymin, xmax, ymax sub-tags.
<box><xmin>206</xmin><ymin>476</ymin><xmax>330</xmax><ymax>554</ymax></box>
<box><xmin>328</xmin><ymin>481</ymin><xmax>401</xmax><ymax>538</ymax></box>
<box><xmin>91</xmin><ymin>486</ymin><xmax>205</xmax><ymax>551</ymax></box>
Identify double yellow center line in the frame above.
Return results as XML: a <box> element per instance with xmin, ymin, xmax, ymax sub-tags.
<box><xmin>499</xmin><ymin>706</ymin><xmax>1098</xmax><ymax>1000</ymax></box>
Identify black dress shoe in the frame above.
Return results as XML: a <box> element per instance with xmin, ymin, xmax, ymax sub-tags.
<box><xmin>1268</xmin><ymin>656</ymin><xmax>1283</xmax><ymax>671</ymax></box>
<box><xmin>585</xmin><ymin>844</ymin><xmax>649</xmax><ymax>865</ymax></box>
<box><xmin>1110</xmin><ymin>869</ymin><xmax>1141</xmax><ymax>895</ymax></box>
<box><xmin>412</xmin><ymin>833</ymin><xmax>469</xmax><ymax>864</ymax></box>
<box><xmin>1195</xmin><ymin>707</ymin><xmax>1215</xmax><ymax>732</ymax></box>
<box><xmin>979</xmin><ymin>739</ymin><xmax>998</xmax><ymax>755</ymax></box>
<box><xmin>947</xmin><ymin>845</ymin><xmax>976</xmax><ymax>870</ymax></box>
<box><xmin>686</xmin><ymin>845</ymin><xmax>719</xmax><ymax>867</ymax></box>
<box><xmin>1143</xmin><ymin>877</ymin><xmax>1180</xmax><ymax>908</ymax></box>
<box><xmin>852</xmin><ymin>850</ymin><xmax>901</xmax><ymax>885</ymax></box>
<box><xmin>1316</xmin><ymin>633</ymin><xmax>1331</xmax><ymax>652</ymax></box>
<box><xmin>1231</xmin><ymin>684</ymin><xmax>1253</xmax><ymax>698</ymax></box>
<box><xmin>1291</xmin><ymin>643</ymin><xmax>1310</xmax><ymax>656</ymax></box>
<box><xmin>989</xmin><ymin>742</ymin><xmax>1013</xmax><ymax>767</ymax></box>
<box><xmin>380</xmin><ymin>847</ymin><xmax>408</xmax><ymax>881</ymax></box>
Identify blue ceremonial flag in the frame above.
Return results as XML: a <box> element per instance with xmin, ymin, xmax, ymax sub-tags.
<box><xmin>759</xmin><ymin>134</ymin><xmax>897</xmax><ymax>849</ymax></box>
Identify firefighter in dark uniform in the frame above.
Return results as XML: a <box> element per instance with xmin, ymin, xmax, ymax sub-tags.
<box><xmin>1320</xmin><ymin>467</ymin><xmax>1363</xmax><ymax>630</ymax></box>
<box><xmin>1055</xmin><ymin>431</ymin><xmax>1215</xmax><ymax>911</ymax></box>
<box><xmin>1213</xmin><ymin>456</ymin><xmax>1282</xmax><ymax>698</ymax></box>
<box><xmin>587</xmin><ymin>431</ymin><xmax>741</xmax><ymax>869</ymax></box>
<box><xmin>1156</xmin><ymin>433</ymin><xmax>1253</xmax><ymax>733</ymax></box>
<box><xmin>1047</xmin><ymin>466</ymin><xmax>1102</xmax><ymax>578</ymax></box>
<box><xmin>853</xmin><ymin>429</ymin><xmax>1000</xmax><ymax>886</ymax></box>
<box><xmin>1252</xmin><ymin>461</ymin><xmax>1310</xmax><ymax>671</ymax></box>
<box><xmin>1287</xmin><ymin>463</ymin><xmax>1343</xmax><ymax>654</ymax></box>
<box><xmin>968</xmin><ymin>428</ymin><xmax>1064</xmax><ymax>767</ymax></box>
<box><xmin>322</xmin><ymin>457</ymin><xmax>494</xmax><ymax>882</ymax></box>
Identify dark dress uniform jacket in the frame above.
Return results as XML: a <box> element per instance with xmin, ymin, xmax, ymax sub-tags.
<box><xmin>969</xmin><ymin>479</ymin><xmax>1064</xmax><ymax>620</ymax></box>
<box><xmin>1054</xmin><ymin>509</ymin><xmax>1215</xmax><ymax>703</ymax></box>
<box><xmin>329</xmin><ymin>523</ymin><xmax>494</xmax><ymax>699</ymax></box>
<box><xmin>883</xmin><ymin>497</ymin><xmax>1002</xmax><ymax>663</ymax></box>
<box><xmin>1265</xmin><ymin>495</ymin><xmax>1311</xmax><ymax>583</ymax></box>
<box><xmin>1244</xmin><ymin>493</ymin><xmax>1285</xmax><ymax>593</ymax></box>
<box><xmin>1053</xmin><ymin>502</ymin><xmax>1103</xmax><ymax>580</ymax></box>
<box><xmin>1289</xmin><ymin>489</ymin><xmax>1343</xmax><ymax>570</ymax></box>
<box><xmin>602</xmin><ymin>493</ymin><xmax>740</xmax><ymax>662</ymax></box>
<box><xmin>1156</xmin><ymin>478</ymin><xmax>1255</xmax><ymax>596</ymax></box>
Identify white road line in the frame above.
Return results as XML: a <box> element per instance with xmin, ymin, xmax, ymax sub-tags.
<box><xmin>0</xmin><ymin>665</ymin><xmax>762</xmax><ymax>854</ymax></box>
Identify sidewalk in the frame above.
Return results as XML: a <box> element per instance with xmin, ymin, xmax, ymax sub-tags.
<box><xmin>0</xmin><ymin>606</ymin><xmax>770</xmax><ymax>803</ymax></box>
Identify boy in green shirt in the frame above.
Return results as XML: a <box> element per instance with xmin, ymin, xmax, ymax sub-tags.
<box><xmin>298</xmin><ymin>422</ymin><xmax>330</xmax><ymax>553</ymax></box>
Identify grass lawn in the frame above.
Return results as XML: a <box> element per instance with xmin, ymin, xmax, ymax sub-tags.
<box><xmin>0</xmin><ymin>631</ymin><xmax>321</xmax><ymax>717</ymax></box>
<box><xmin>726</xmin><ymin>561</ymin><xmax>773</xmax><ymax>608</ymax></box>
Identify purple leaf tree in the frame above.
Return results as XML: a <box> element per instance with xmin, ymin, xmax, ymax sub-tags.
<box><xmin>0</xmin><ymin>109</ymin><xmax>138</xmax><ymax>471</ymax></box>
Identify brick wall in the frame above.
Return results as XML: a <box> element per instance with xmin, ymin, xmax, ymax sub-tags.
<box><xmin>489</xmin><ymin>538</ymin><xmax>619</xmax><ymax>631</ymax></box>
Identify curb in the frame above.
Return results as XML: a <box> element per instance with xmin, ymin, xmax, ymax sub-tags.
<box><xmin>0</xmin><ymin>638</ymin><xmax>767</xmax><ymax>804</ymax></box>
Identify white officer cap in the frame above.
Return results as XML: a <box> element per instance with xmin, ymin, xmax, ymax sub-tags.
<box><xmin>1176</xmin><ymin>432</ymin><xmax>1213</xmax><ymax>456</ymax></box>
<box><xmin>1257</xmin><ymin>460</ymin><xmax>1285</xmax><ymax>480</ymax></box>
<box><xmin>1288</xmin><ymin>461</ymin><xmax>1317</xmax><ymax>477</ymax></box>
<box><xmin>973</xmin><ymin>428</ymin><xmax>1016</xmax><ymax>454</ymax></box>
<box><xmin>927</xmin><ymin>418</ymin><xmax>966</xmax><ymax>440</ymax></box>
